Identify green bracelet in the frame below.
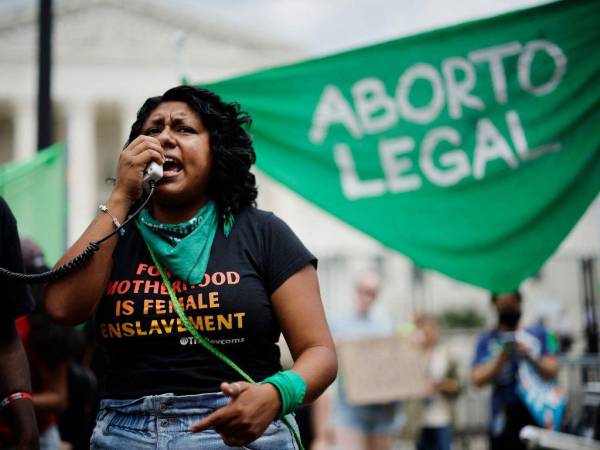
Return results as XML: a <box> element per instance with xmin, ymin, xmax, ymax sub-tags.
<box><xmin>261</xmin><ymin>370</ymin><xmax>306</xmax><ymax>418</ymax></box>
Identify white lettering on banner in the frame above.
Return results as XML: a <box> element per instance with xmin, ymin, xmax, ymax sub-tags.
<box><xmin>379</xmin><ymin>137</ymin><xmax>421</xmax><ymax>193</ymax></box>
<box><xmin>308</xmin><ymin>38</ymin><xmax>568</xmax><ymax>200</ymax></box>
<box><xmin>518</xmin><ymin>40</ymin><xmax>567</xmax><ymax>96</ymax></box>
<box><xmin>442</xmin><ymin>57</ymin><xmax>485</xmax><ymax>119</ymax></box>
<box><xmin>309</xmin><ymin>39</ymin><xmax>568</xmax><ymax>143</ymax></box>
<box><xmin>352</xmin><ymin>78</ymin><xmax>397</xmax><ymax>133</ymax></box>
<box><xmin>472</xmin><ymin>117</ymin><xmax>518</xmax><ymax>179</ymax></box>
<box><xmin>420</xmin><ymin>127</ymin><xmax>470</xmax><ymax>186</ymax></box>
<box><xmin>396</xmin><ymin>63</ymin><xmax>445</xmax><ymax>124</ymax></box>
<box><xmin>309</xmin><ymin>85</ymin><xmax>364</xmax><ymax>144</ymax></box>
<box><xmin>334</xmin><ymin>143</ymin><xmax>386</xmax><ymax>200</ymax></box>
<box><xmin>468</xmin><ymin>42</ymin><xmax>522</xmax><ymax>105</ymax></box>
<box><xmin>333</xmin><ymin>110</ymin><xmax>557</xmax><ymax>199</ymax></box>
<box><xmin>506</xmin><ymin>110</ymin><xmax>561</xmax><ymax>160</ymax></box>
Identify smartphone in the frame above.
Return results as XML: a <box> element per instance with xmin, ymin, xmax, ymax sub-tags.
<box><xmin>501</xmin><ymin>332</ymin><xmax>517</xmax><ymax>353</ymax></box>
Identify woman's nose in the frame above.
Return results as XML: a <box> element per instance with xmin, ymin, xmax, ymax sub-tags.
<box><xmin>158</xmin><ymin>128</ymin><xmax>176</xmax><ymax>147</ymax></box>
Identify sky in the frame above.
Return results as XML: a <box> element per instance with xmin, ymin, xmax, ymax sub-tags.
<box><xmin>171</xmin><ymin>0</ymin><xmax>550</xmax><ymax>56</ymax></box>
<box><xmin>6</xmin><ymin>0</ymin><xmax>551</xmax><ymax>57</ymax></box>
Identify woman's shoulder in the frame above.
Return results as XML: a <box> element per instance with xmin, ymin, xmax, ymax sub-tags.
<box><xmin>234</xmin><ymin>206</ymin><xmax>280</xmax><ymax>227</ymax></box>
<box><xmin>233</xmin><ymin>207</ymin><xmax>299</xmax><ymax>242</ymax></box>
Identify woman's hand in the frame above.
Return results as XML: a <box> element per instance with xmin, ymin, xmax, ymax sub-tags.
<box><xmin>113</xmin><ymin>135</ymin><xmax>165</xmax><ymax>204</ymax></box>
<box><xmin>190</xmin><ymin>381</ymin><xmax>281</xmax><ymax>447</ymax></box>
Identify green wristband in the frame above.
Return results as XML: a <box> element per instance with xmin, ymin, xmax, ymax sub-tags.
<box><xmin>261</xmin><ymin>370</ymin><xmax>307</xmax><ymax>419</ymax></box>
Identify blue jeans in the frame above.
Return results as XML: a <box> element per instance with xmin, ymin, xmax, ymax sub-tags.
<box><xmin>39</xmin><ymin>425</ymin><xmax>61</xmax><ymax>450</ymax></box>
<box><xmin>90</xmin><ymin>393</ymin><xmax>299</xmax><ymax>449</ymax></box>
<box><xmin>334</xmin><ymin>387</ymin><xmax>404</xmax><ymax>435</ymax></box>
<box><xmin>416</xmin><ymin>426</ymin><xmax>452</xmax><ymax>450</ymax></box>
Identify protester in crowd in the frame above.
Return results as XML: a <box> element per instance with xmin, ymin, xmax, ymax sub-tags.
<box><xmin>309</xmin><ymin>388</ymin><xmax>334</xmax><ymax>450</ymax></box>
<box><xmin>0</xmin><ymin>197</ymin><xmax>39</xmax><ymax>450</ymax></box>
<box><xmin>319</xmin><ymin>272</ymin><xmax>403</xmax><ymax>450</ymax></box>
<box><xmin>22</xmin><ymin>239</ymin><xmax>97</xmax><ymax>449</ymax></box>
<box><xmin>44</xmin><ymin>85</ymin><xmax>337</xmax><ymax>449</ymax></box>
<box><xmin>19</xmin><ymin>239</ymin><xmax>81</xmax><ymax>450</ymax></box>
<box><xmin>57</xmin><ymin>322</ymin><xmax>97</xmax><ymax>450</ymax></box>
<box><xmin>471</xmin><ymin>290</ymin><xmax>559</xmax><ymax>450</ymax></box>
<box><xmin>414</xmin><ymin>314</ymin><xmax>460</xmax><ymax>450</ymax></box>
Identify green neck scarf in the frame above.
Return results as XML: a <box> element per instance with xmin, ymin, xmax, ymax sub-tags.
<box><xmin>137</xmin><ymin>201</ymin><xmax>231</xmax><ymax>284</ymax></box>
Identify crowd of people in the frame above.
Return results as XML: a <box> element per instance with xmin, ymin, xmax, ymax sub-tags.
<box><xmin>304</xmin><ymin>278</ymin><xmax>563</xmax><ymax>450</ymax></box>
<box><xmin>0</xmin><ymin>85</ymin><xmax>569</xmax><ymax>450</ymax></box>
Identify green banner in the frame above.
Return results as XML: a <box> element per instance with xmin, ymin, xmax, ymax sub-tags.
<box><xmin>203</xmin><ymin>0</ymin><xmax>600</xmax><ymax>292</ymax></box>
<box><xmin>0</xmin><ymin>143</ymin><xmax>66</xmax><ymax>265</ymax></box>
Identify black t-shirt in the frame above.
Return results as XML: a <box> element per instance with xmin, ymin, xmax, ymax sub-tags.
<box><xmin>0</xmin><ymin>197</ymin><xmax>34</xmax><ymax>321</ymax></box>
<box><xmin>94</xmin><ymin>207</ymin><xmax>316</xmax><ymax>399</ymax></box>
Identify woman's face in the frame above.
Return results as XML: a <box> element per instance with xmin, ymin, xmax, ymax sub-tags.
<box><xmin>140</xmin><ymin>101</ymin><xmax>212</xmax><ymax>206</ymax></box>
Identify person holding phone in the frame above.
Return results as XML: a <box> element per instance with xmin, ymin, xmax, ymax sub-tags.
<box><xmin>471</xmin><ymin>291</ymin><xmax>559</xmax><ymax>450</ymax></box>
<box><xmin>45</xmin><ymin>85</ymin><xmax>337</xmax><ymax>449</ymax></box>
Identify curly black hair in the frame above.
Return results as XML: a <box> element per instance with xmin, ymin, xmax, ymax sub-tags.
<box><xmin>125</xmin><ymin>85</ymin><xmax>258</xmax><ymax>216</ymax></box>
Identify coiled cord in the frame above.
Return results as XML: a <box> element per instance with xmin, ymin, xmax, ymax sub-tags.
<box><xmin>0</xmin><ymin>184</ymin><xmax>156</xmax><ymax>284</ymax></box>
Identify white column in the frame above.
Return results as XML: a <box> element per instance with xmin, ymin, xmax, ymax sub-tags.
<box><xmin>13</xmin><ymin>99</ymin><xmax>36</xmax><ymax>161</ymax></box>
<box><xmin>66</xmin><ymin>101</ymin><xmax>97</xmax><ymax>245</ymax></box>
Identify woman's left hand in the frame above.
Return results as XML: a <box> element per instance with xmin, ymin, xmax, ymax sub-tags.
<box><xmin>190</xmin><ymin>381</ymin><xmax>281</xmax><ymax>447</ymax></box>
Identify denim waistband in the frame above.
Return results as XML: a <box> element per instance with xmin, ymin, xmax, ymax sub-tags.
<box><xmin>99</xmin><ymin>392</ymin><xmax>230</xmax><ymax>416</ymax></box>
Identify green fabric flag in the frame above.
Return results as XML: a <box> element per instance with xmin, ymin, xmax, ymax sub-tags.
<box><xmin>202</xmin><ymin>0</ymin><xmax>600</xmax><ymax>292</ymax></box>
<box><xmin>0</xmin><ymin>143</ymin><xmax>66</xmax><ymax>265</ymax></box>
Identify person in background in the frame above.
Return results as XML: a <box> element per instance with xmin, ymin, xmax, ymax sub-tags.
<box><xmin>19</xmin><ymin>240</ymin><xmax>72</xmax><ymax>450</ymax></box>
<box><xmin>57</xmin><ymin>321</ymin><xmax>97</xmax><ymax>450</ymax></box>
<box><xmin>0</xmin><ymin>197</ymin><xmax>39</xmax><ymax>450</ymax></box>
<box><xmin>309</xmin><ymin>389</ymin><xmax>334</xmax><ymax>450</ymax></box>
<box><xmin>471</xmin><ymin>290</ymin><xmax>559</xmax><ymax>450</ymax></box>
<box><xmin>414</xmin><ymin>314</ymin><xmax>460</xmax><ymax>450</ymax></box>
<box><xmin>22</xmin><ymin>240</ymin><xmax>98</xmax><ymax>450</ymax></box>
<box><xmin>319</xmin><ymin>272</ymin><xmax>403</xmax><ymax>450</ymax></box>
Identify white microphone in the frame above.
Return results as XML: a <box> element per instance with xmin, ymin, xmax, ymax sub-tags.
<box><xmin>143</xmin><ymin>162</ymin><xmax>163</xmax><ymax>191</ymax></box>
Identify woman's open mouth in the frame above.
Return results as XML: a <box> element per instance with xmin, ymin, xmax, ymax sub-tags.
<box><xmin>162</xmin><ymin>157</ymin><xmax>183</xmax><ymax>179</ymax></box>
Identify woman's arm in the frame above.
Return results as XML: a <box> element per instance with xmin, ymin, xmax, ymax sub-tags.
<box><xmin>191</xmin><ymin>264</ymin><xmax>337</xmax><ymax>446</ymax></box>
<box><xmin>45</xmin><ymin>136</ymin><xmax>164</xmax><ymax>325</ymax></box>
<box><xmin>0</xmin><ymin>320</ymin><xmax>39</xmax><ymax>450</ymax></box>
<box><xmin>43</xmin><ymin>192</ymin><xmax>130</xmax><ymax>325</ymax></box>
<box><xmin>272</xmin><ymin>264</ymin><xmax>337</xmax><ymax>403</ymax></box>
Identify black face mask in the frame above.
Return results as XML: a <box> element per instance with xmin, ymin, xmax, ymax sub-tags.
<box><xmin>498</xmin><ymin>309</ymin><xmax>521</xmax><ymax>328</ymax></box>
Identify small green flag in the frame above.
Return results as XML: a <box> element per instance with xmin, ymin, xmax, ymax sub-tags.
<box><xmin>0</xmin><ymin>143</ymin><xmax>67</xmax><ymax>265</ymax></box>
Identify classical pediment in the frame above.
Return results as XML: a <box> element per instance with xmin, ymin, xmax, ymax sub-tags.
<box><xmin>0</xmin><ymin>0</ymin><xmax>297</xmax><ymax>67</ymax></box>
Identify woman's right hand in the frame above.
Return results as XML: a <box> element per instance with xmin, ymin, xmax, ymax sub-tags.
<box><xmin>45</xmin><ymin>136</ymin><xmax>166</xmax><ymax>326</ymax></box>
<box><xmin>112</xmin><ymin>135</ymin><xmax>165</xmax><ymax>204</ymax></box>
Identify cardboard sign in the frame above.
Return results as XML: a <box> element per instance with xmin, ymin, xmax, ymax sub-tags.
<box><xmin>337</xmin><ymin>335</ymin><xmax>431</xmax><ymax>405</ymax></box>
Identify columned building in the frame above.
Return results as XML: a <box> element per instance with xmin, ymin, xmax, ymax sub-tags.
<box><xmin>0</xmin><ymin>0</ymin><xmax>302</xmax><ymax>241</ymax></box>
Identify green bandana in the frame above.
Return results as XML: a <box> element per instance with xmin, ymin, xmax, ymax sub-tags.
<box><xmin>137</xmin><ymin>201</ymin><xmax>221</xmax><ymax>284</ymax></box>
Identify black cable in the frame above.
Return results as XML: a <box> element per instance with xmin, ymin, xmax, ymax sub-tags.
<box><xmin>0</xmin><ymin>183</ymin><xmax>156</xmax><ymax>284</ymax></box>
